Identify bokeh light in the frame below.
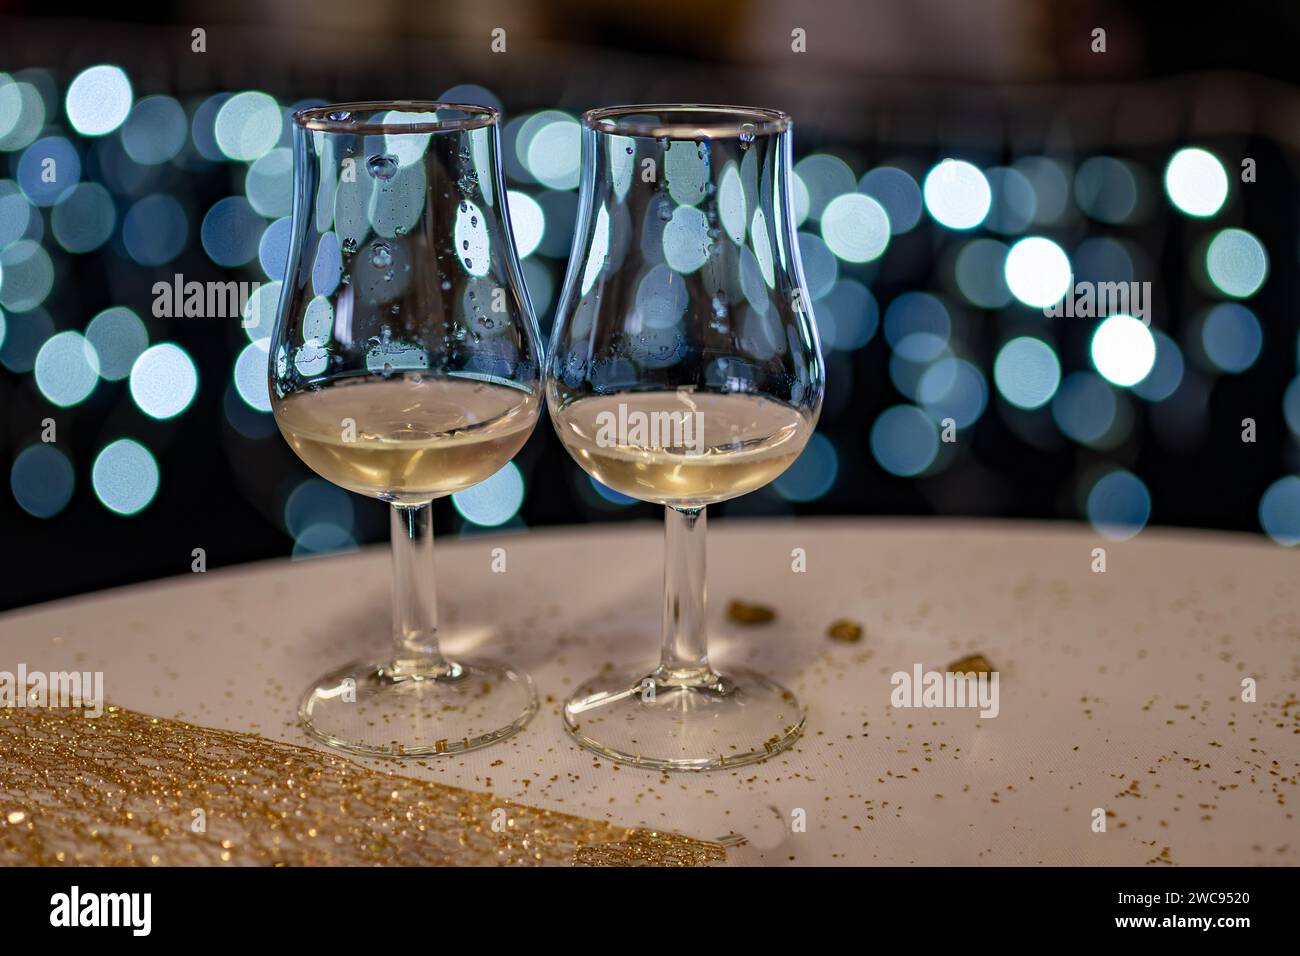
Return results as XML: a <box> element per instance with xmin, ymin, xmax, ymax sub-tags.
<box><xmin>1086</xmin><ymin>470</ymin><xmax>1151</xmax><ymax>540</ymax></box>
<box><xmin>1164</xmin><ymin>147</ymin><xmax>1228</xmax><ymax>218</ymax></box>
<box><xmin>859</xmin><ymin>166</ymin><xmax>922</xmax><ymax>234</ymax></box>
<box><xmin>65</xmin><ymin>65</ymin><xmax>133</xmax><ymax>136</ymax></box>
<box><xmin>122</xmin><ymin>194</ymin><xmax>188</xmax><ymax>265</ymax></box>
<box><xmin>34</xmin><ymin>331</ymin><xmax>100</xmax><ymax>407</ymax></box>
<box><xmin>214</xmin><ymin>91</ymin><xmax>281</xmax><ymax>162</ymax></box>
<box><xmin>507</xmin><ymin>190</ymin><xmax>544</xmax><ymax>258</ymax></box>
<box><xmin>1091</xmin><ymin>314</ymin><xmax>1156</xmax><ymax>387</ymax></box>
<box><xmin>130</xmin><ymin>343</ymin><xmax>199</xmax><ymax>419</ymax></box>
<box><xmin>51</xmin><ymin>182</ymin><xmax>115</xmax><ymax>252</ymax></box>
<box><xmin>870</xmin><ymin>404</ymin><xmax>939</xmax><ymax>476</ymax></box>
<box><xmin>1199</xmin><ymin>303</ymin><xmax>1262</xmax><ymax>373</ymax></box>
<box><xmin>994</xmin><ymin>336</ymin><xmax>1060</xmax><ymax>409</ymax></box>
<box><xmin>821</xmin><ymin>193</ymin><xmax>890</xmax><ymax>263</ymax></box>
<box><xmin>120</xmin><ymin>95</ymin><xmax>187</xmax><ymax>164</ymax></box>
<box><xmin>86</xmin><ymin>306</ymin><xmax>148</xmax><ymax>380</ymax></box>
<box><xmin>452</xmin><ymin>462</ymin><xmax>525</xmax><ymax>526</ymax></box>
<box><xmin>773</xmin><ymin>433</ymin><xmax>838</xmax><ymax>501</ymax></box>
<box><xmin>92</xmin><ymin>438</ymin><xmax>159</xmax><ymax>515</ymax></box>
<box><xmin>1005</xmin><ymin>237</ymin><xmax>1071</xmax><ymax>308</ymax></box>
<box><xmin>10</xmin><ymin>444</ymin><xmax>75</xmax><ymax>518</ymax></box>
<box><xmin>923</xmin><ymin>159</ymin><xmax>990</xmax><ymax>230</ymax></box>
<box><xmin>1258</xmin><ymin>476</ymin><xmax>1300</xmax><ymax>546</ymax></box>
<box><xmin>1205</xmin><ymin>228</ymin><xmax>1267</xmax><ymax>298</ymax></box>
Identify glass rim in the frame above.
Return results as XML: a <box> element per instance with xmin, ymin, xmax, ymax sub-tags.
<box><xmin>582</xmin><ymin>104</ymin><xmax>790</xmax><ymax>139</ymax></box>
<box><xmin>293</xmin><ymin>101</ymin><xmax>499</xmax><ymax>134</ymax></box>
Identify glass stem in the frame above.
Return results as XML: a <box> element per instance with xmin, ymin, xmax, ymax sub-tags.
<box><xmin>657</xmin><ymin>505</ymin><xmax>714</xmax><ymax>686</ymax></box>
<box><xmin>389</xmin><ymin>503</ymin><xmax>455</xmax><ymax>678</ymax></box>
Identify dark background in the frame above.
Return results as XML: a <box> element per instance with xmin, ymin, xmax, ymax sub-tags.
<box><xmin>2</xmin><ymin>0</ymin><xmax>1298</xmax><ymax>610</ymax></box>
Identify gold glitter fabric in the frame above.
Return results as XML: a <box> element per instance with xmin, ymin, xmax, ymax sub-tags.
<box><xmin>0</xmin><ymin>706</ymin><xmax>726</xmax><ymax>867</ymax></box>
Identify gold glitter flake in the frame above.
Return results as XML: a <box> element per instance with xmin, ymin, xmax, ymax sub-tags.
<box><xmin>726</xmin><ymin>599</ymin><xmax>776</xmax><ymax>625</ymax></box>
<box><xmin>827</xmin><ymin>619</ymin><xmax>864</xmax><ymax>643</ymax></box>
<box><xmin>946</xmin><ymin>654</ymin><xmax>994</xmax><ymax>675</ymax></box>
<box><xmin>0</xmin><ymin>706</ymin><xmax>725</xmax><ymax>867</ymax></box>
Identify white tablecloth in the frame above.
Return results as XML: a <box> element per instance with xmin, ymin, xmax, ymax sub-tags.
<box><xmin>3</xmin><ymin>518</ymin><xmax>1296</xmax><ymax>865</ymax></box>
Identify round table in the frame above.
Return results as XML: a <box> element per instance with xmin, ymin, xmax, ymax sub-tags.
<box><xmin>2</xmin><ymin>518</ymin><xmax>1296</xmax><ymax>865</ymax></box>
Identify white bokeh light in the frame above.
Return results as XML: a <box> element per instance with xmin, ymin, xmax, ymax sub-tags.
<box><xmin>1091</xmin><ymin>314</ymin><xmax>1156</xmax><ymax>387</ymax></box>
<box><xmin>1164</xmin><ymin>148</ymin><xmax>1228</xmax><ymax>218</ymax></box>
<box><xmin>1004</xmin><ymin>237</ymin><xmax>1071</xmax><ymax>308</ymax></box>
<box><xmin>65</xmin><ymin>65</ymin><xmax>133</xmax><ymax>136</ymax></box>
<box><xmin>923</xmin><ymin>160</ymin><xmax>991</xmax><ymax>230</ymax></box>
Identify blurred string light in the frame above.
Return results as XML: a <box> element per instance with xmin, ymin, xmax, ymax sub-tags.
<box><xmin>18</xmin><ymin>136</ymin><xmax>81</xmax><ymax>206</ymax></box>
<box><xmin>1283</xmin><ymin>378</ymin><xmax>1300</xmax><ymax>437</ymax></box>
<box><xmin>983</xmin><ymin>166</ymin><xmax>1036</xmax><ymax>233</ymax></box>
<box><xmin>1086</xmin><ymin>470</ymin><xmax>1151</xmax><ymax>540</ymax></box>
<box><xmin>122</xmin><ymin>194</ymin><xmax>188</xmax><ymax>265</ymax></box>
<box><xmin>796</xmin><ymin>232</ymin><xmax>838</xmax><ymax>298</ymax></box>
<box><xmin>285</xmin><ymin>478</ymin><xmax>355</xmax><ymax>558</ymax></box>
<box><xmin>1132</xmin><ymin>331</ymin><xmax>1184</xmax><ymax>402</ymax></box>
<box><xmin>452</xmin><ymin>462</ymin><xmax>525</xmax><ymax>526</ymax></box>
<box><xmin>1004</xmin><ymin>237</ymin><xmax>1071</xmax><ymax>308</ymax></box>
<box><xmin>10</xmin><ymin>444</ymin><xmax>75</xmax><ymax>518</ymax></box>
<box><xmin>65</xmin><ymin>65</ymin><xmax>132</xmax><ymax>136</ymax></box>
<box><xmin>794</xmin><ymin>154</ymin><xmax>857</xmax><ymax>222</ymax></box>
<box><xmin>506</xmin><ymin>190</ymin><xmax>544</xmax><ymax>258</ymax></box>
<box><xmin>1205</xmin><ymin>228</ymin><xmax>1267</xmax><ymax>298</ymax></box>
<box><xmin>774</xmin><ymin>433</ymin><xmax>838</xmax><ymax>501</ymax></box>
<box><xmin>870</xmin><ymin>404</ymin><xmax>939</xmax><ymax>476</ymax></box>
<box><xmin>955</xmin><ymin>239</ymin><xmax>1012</xmax><ymax>308</ymax></box>
<box><xmin>817</xmin><ymin>279</ymin><xmax>877</xmax><ymax>350</ymax></box>
<box><xmin>0</xmin><ymin>180</ymin><xmax>35</xmax><ymax>248</ymax></box>
<box><xmin>1199</xmin><ymin>303</ymin><xmax>1262</xmax><ymax>373</ymax></box>
<box><xmin>1052</xmin><ymin>372</ymin><xmax>1118</xmax><ymax>445</ymax></box>
<box><xmin>92</xmin><ymin>438</ymin><xmax>159</xmax><ymax>515</ymax></box>
<box><xmin>1073</xmin><ymin>156</ymin><xmax>1139</xmax><ymax>224</ymax></box>
<box><xmin>202</xmin><ymin>196</ymin><xmax>263</xmax><ymax>267</ymax></box>
<box><xmin>51</xmin><ymin>182</ymin><xmax>115</xmax><ymax>252</ymax></box>
<box><xmin>0</xmin><ymin>75</ymin><xmax>46</xmax><ymax>151</ymax></box>
<box><xmin>234</xmin><ymin>340</ymin><xmax>273</xmax><ymax>411</ymax></box>
<box><xmin>245</xmin><ymin>148</ymin><xmax>293</xmax><ymax>217</ymax></box>
<box><xmin>130</xmin><ymin>343</ymin><xmax>198</xmax><ymax>419</ymax></box>
<box><xmin>259</xmin><ymin>217</ymin><xmax>292</xmax><ymax>279</ymax></box>
<box><xmin>859</xmin><ymin>166</ymin><xmax>922</xmax><ymax>234</ymax></box>
<box><xmin>0</xmin><ymin>308</ymin><xmax>53</xmax><ymax>372</ymax></box>
<box><xmin>1164</xmin><ymin>147</ymin><xmax>1228</xmax><ymax>217</ymax></box>
<box><xmin>0</xmin><ymin>240</ymin><xmax>54</xmax><ymax>311</ymax></box>
<box><xmin>214</xmin><ymin>91</ymin><xmax>281</xmax><ymax>162</ymax></box>
<box><xmin>516</xmin><ymin>111</ymin><xmax>579</xmax><ymax>190</ymax></box>
<box><xmin>1011</xmin><ymin>156</ymin><xmax>1069</xmax><ymax>225</ymax></box>
<box><xmin>994</xmin><ymin>336</ymin><xmax>1060</xmax><ymax>409</ymax></box>
<box><xmin>120</xmin><ymin>95</ymin><xmax>187</xmax><ymax>164</ymax></box>
<box><xmin>588</xmin><ymin>475</ymin><xmax>637</xmax><ymax>507</ymax></box>
<box><xmin>884</xmin><ymin>292</ymin><xmax>949</xmax><ymax>361</ymax></box>
<box><xmin>923</xmin><ymin>159</ymin><xmax>990</xmax><ymax>230</ymax></box>
<box><xmin>1091</xmin><ymin>314</ymin><xmax>1155</xmax><ymax>386</ymax></box>
<box><xmin>1258</xmin><ymin>476</ymin><xmax>1300</xmax><ymax>546</ymax></box>
<box><xmin>821</xmin><ymin>193</ymin><xmax>890</xmax><ymax>263</ymax></box>
<box><xmin>85</xmin><ymin>307</ymin><xmax>148</xmax><ymax>380</ymax></box>
<box><xmin>919</xmin><ymin>357</ymin><xmax>987</xmax><ymax>428</ymax></box>
<box><xmin>34</xmin><ymin>331</ymin><xmax>99</xmax><ymax>407</ymax></box>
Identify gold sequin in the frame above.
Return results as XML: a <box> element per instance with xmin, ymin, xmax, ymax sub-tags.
<box><xmin>0</xmin><ymin>705</ymin><xmax>725</xmax><ymax>867</ymax></box>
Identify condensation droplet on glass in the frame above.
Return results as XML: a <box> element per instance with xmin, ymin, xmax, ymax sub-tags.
<box><xmin>739</xmin><ymin>124</ymin><xmax>756</xmax><ymax>149</ymax></box>
<box><xmin>327</xmin><ymin>110</ymin><xmax>352</xmax><ymax>123</ymax></box>
<box><xmin>370</xmin><ymin>241</ymin><xmax>393</xmax><ymax>270</ymax></box>
<box><xmin>341</xmin><ymin>237</ymin><xmax>358</xmax><ymax>255</ymax></box>
<box><xmin>367</xmin><ymin>154</ymin><xmax>398</xmax><ymax>181</ymax></box>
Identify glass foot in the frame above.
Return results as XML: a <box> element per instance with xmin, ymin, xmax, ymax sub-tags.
<box><xmin>562</xmin><ymin>664</ymin><xmax>805</xmax><ymax>771</ymax></box>
<box><xmin>299</xmin><ymin>658</ymin><xmax>537</xmax><ymax>757</ymax></box>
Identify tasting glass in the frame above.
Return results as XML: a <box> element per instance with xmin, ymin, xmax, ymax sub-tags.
<box><xmin>270</xmin><ymin>102</ymin><xmax>543</xmax><ymax>756</ymax></box>
<box><xmin>547</xmin><ymin>105</ymin><xmax>825</xmax><ymax>770</ymax></box>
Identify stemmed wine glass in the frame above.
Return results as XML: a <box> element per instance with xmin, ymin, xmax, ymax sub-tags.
<box><xmin>547</xmin><ymin>105</ymin><xmax>825</xmax><ymax>770</ymax></box>
<box><xmin>270</xmin><ymin>102</ymin><xmax>543</xmax><ymax>756</ymax></box>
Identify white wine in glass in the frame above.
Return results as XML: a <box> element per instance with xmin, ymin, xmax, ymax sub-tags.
<box><xmin>547</xmin><ymin>105</ymin><xmax>825</xmax><ymax>771</ymax></box>
<box><xmin>271</xmin><ymin>102</ymin><xmax>544</xmax><ymax>757</ymax></box>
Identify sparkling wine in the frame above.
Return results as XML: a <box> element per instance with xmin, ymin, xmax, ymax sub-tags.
<box><xmin>274</xmin><ymin>375</ymin><xmax>538</xmax><ymax>503</ymax></box>
<box><xmin>551</xmin><ymin>389</ymin><xmax>811</xmax><ymax>507</ymax></box>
